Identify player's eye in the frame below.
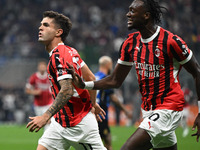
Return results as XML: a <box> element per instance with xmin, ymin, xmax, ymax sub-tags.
<box><xmin>44</xmin><ymin>23</ymin><xmax>49</xmax><ymax>27</ymax></box>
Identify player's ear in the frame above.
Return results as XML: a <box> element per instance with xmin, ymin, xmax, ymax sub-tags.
<box><xmin>56</xmin><ymin>29</ymin><xmax>63</xmax><ymax>37</ymax></box>
<box><xmin>144</xmin><ymin>12</ymin><xmax>150</xmax><ymax>20</ymax></box>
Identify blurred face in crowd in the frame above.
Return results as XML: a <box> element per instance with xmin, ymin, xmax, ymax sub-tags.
<box><xmin>38</xmin><ymin>62</ymin><xmax>47</xmax><ymax>74</ymax></box>
<box><xmin>126</xmin><ymin>0</ymin><xmax>148</xmax><ymax>30</ymax></box>
<box><xmin>38</xmin><ymin>17</ymin><xmax>59</xmax><ymax>45</ymax></box>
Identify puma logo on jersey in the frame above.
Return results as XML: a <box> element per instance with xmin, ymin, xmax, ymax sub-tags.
<box><xmin>148</xmin><ymin>121</ymin><xmax>153</xmax><ymax>129</ymax></box>
<box><xmin>136</xmin><ymin>46</ymin><xmax>142</xmax><ymax>52</ymax></box>
<box><xmin>55</xmin><ymin>56</ymin><xmax>61</xmax><ymax>61</ymax></box>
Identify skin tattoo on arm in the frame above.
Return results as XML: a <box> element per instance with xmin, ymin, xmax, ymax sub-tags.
<box><xmin>46</xmin><ymin>79</ymin><xmax>73</xmax><ymax>117</ymax></box>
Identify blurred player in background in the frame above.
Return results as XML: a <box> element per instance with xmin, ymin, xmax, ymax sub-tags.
<box><xmin>25</xmin><ymin>60</ymin><xmax>53</xmax><ymax>130</ymax></box>
<box><xmin>26</xmin><ymin>11</ymin><xmax>106</xmax><ymax>150</ymax></box>
<box><xmin>67</xmin><ymin>0</ymin><xmax>200</xmax><ymax>149</ymax></box>
<box><xmin>181</xmin><ymin>84</ymin><xmax>193</xmax><ymax>137</ymax></box>
<box><xmin>96</xmin><ymin>56</ymin><xmax>132</xmax><ymax>150</ymax></box>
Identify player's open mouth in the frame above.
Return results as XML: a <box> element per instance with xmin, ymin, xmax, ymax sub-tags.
<box><xmin>127</xmin><ymin>20</ymin><xmax>133</xmax><ymax>24</ymax></box>
<box><xmin>39</xmin><ymin>33</ymin><xmax>42</xmax><ymax>37</ymax></box>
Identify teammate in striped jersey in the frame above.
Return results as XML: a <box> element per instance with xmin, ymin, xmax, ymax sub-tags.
<box><xmin>26</xmin><ymin>11</ymin><xmax>106</xmax><ymax>150</ymax></box>
<box><xmin>25</xmin><ymin>60</ymin><xmax>53</xmax><ymax>131</ymax></box>
<box><xmin>67</xmin><ymin>0</ymin><xmax>200</xmax><ymax>149</ymax></box>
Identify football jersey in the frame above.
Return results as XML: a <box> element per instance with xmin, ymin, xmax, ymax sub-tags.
<box><xmin>26</xmin><ymin>72</ymin><xmax>53</xmax><ymax>106</ymax></box>
<box><xmin>95</xmin><ymin>71</ymin><xmax>114</xmax><ymax>120</ymax></box>
<box><xmin>118</xmin><ymin>26</ymin><xmax>193</xmax><ymax>111</ymax></box>
<box><xmin>47</xmin><ymin>43</ymin><xmax>92</xmax><ymax>127</ymax></box>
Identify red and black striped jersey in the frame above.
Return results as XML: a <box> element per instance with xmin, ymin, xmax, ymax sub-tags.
<box><xmin>47</xmin><ymin>43</ymin><xmax>92</xmax><ymax>127</ymax></box>
<box><xmin>118</xmin><ymin>26</ymin><xmax>193</xmax><ymax>111</ymax></box>
<box><xmin>26</xmin><ymin>72</ymin><xmax>53</xmax><ymax>106</ymax></box>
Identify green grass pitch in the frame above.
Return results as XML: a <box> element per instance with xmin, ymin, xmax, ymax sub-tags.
<box><xmin>0</xmin><ymin>125</ymin><xmax>198</xmax><ymax>150</ymax></box>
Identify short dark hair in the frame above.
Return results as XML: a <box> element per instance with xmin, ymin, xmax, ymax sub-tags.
<box><xmin>141</xmin><ymin>0</ymin><xmax>166</xmax><ymax>24</ymax></box>
<box><xmin>43</xmin><ymin>11</ymin><xmax>72</xmax><ymax>42</ymax></box>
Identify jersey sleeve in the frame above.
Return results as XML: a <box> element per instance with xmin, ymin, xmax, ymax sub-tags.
<box><xmin>26</xmin><ymin>74</ymin><xmax>35</xmax><ymax>89</ymax></box>
<box><xmin>52</xmin><ymin>46</ymin><xmax>84</xmax><ymax>82</ymax></box>
<box><xmin>80</xmin><ymin>59</ymin><xmax>85</xmax><ymax>68</ymax></box>
<box><xmin>117</xmin><ymin>39</ymin><xmax>134</xmax><ymax>66</ymax></box>
<box><xmin>170</xmin><ymin>35</ymin><xmax>193</xmax><ymax>65</ymax></box>
<box><xmin>52</xmin><ymin>52</ymin><xmax>72</xmax><ymax>82</ymax></box>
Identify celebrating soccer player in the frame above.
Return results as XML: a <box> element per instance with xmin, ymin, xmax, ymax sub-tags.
<box><xmin>26</xmin><ymin>11</ymin><xmax>106</xmax><ymax>150</ymax></box>
<box><xmin>67</xmin><ymin>0</ymin><xmax>200</xmax><ymax>149</ymax></box>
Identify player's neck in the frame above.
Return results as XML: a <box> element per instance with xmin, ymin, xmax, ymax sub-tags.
<box><xmin>139</xmin><ymin>24</ymin><xmax>158</xmax><ymax>39</ymax></box>
<box><xmin>45</xmin><ymin>39</ymin><xmax>63</xmax><ymax>53</ymax></box>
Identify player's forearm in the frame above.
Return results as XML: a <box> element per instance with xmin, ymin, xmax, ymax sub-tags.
<box><xmin>88</xmin><ymin>90</ymin><xmax>97</xmax><ymax>106</ymax></box>
<box><xmin>195</xmin><ymin>76</ymin><xmax>200</xmax><ymax>101</ymax></box>
<box><xmin>25</xmin><ymin>88</ymin><xmax>39</xmax><ymax>95</ymax></box>
<box><xmin>91</xmin><ymin>74</ymin><xmax>121</xmax><ymax>90</ymax></box>
<box><xmin>195</xmin><ymin>71</ymin><xmax>200</xmax><ymax>114</ymax></box>
<box><xmin>113</xmin><ymin>98</ymin><xmax>126</xmax><ymax>112</ymax></box>
<box><xmin>193</xmin><ymin>62</ymin><xmax>200</xmax><ymax>100</ymax></box>
<box><xmin>44</xmin><ymin>80</ymin><xmax>73</xmax><ymax>119</ymax></box>
<box><xmin>85</xmin><ymin>64</ymin><xmax>131</xmax><ymax>90</ymax></box>
<box><xmin>85</xmin><ymin>76</ymin><xmax>121</xmax><ymax>90</ymax></box>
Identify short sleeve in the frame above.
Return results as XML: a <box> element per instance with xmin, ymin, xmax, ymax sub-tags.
<box><xmin>26</xmin><ymin>74</ymin><xmax>35</xmax><ymax>89</ymax></box>
<box><xmin>80</xmin><ymin>60</ymin><xmax>85</xmax><ymax>68</ymax></box>
<box><xmin>52</xmin><ymin>53</ymin><xmax>72</xmax><ymax>82</ymax></box>
<box><xmin>117</xmin><ymin>40</ymin><xmax>134</xmax><ymax>66</ymax></box>
<box><xmin>170</xmin><ymin>35</ymin><xmax>193</xmax><ymax>65</ymax></box>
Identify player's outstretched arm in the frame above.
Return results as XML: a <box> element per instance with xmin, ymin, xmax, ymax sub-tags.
<box><xmin>183</xmin><ymin>55</ymin><xmax>200</xmax><ymax>142</ymax></box>
<box><xmin>26</xmin><ymin>79</ymin><xmax>73</xmax><ymax>132</ymax></box>
<box><xmin>110</xmin><ymin>93</ymin><xmax>132</xmax><ymax>119</ymax></box>
<box><xmin>67</xmin><ymin>62</ymin><xmax>132</xmax><ymax>90</ymax></box>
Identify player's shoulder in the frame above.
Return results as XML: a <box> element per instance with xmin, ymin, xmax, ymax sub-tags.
<box><xmin>51</xmin><ymin>44</ymin><xmax>79</xmax><ymax>57</ymax></box>
<box><xmin>29</xmin><ymin>72</ymin><xmax>37</xmax><ymax>80</ymax></box>
<box><xmin>122</xmin><ymin>31</ymin><xmax>141</xmax><ymax>46</ymax></box>
<box><xmin>127</xmin><ymin>31</ymin><xmax>140</xmax><ymax>41</ymax></box>
<box><xmin>31</xmin><ymin>72</ymin><xmax>37</xmax><ymax>78</ymax></box>
<box><xmin>160</xmin><ymin>27</ymin><xmax>184</xmax><ymax>43</ymax></box>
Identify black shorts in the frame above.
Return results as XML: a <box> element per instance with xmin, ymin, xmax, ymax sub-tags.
<box><xmin>98</xmin><ymin>119</ymin><xmax>110</xmax><ymax>139</ymax></box>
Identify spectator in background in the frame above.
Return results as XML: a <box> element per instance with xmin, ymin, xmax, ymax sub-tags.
<box><xmin>2</xmin><ymin>89</ymin><xmax>16</xmax><ymax>122</ymax></box>
<box><xmin>25</xmin><ymin>60</ymin><xmax>53</xmax><ymax>130</ymax></box>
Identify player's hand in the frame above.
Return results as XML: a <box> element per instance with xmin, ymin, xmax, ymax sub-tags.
<box><xmin>93</xmin><ymin>103</ymin><xmax>106</xmax><ymax>122</ymax></box>
<box><xmin>26</xmin><ymin>114</ymin><xmax>49</xmax><ymax>132</ymax></box>
<box><xmin>66</xmin><ymin>62</ymin><xmax>85</xmax><ymax>89</ymax></box>
<box><xmin>192</xmin><ymin>114</ymin><xmax>200</xmax><ymax>142</ymax></box>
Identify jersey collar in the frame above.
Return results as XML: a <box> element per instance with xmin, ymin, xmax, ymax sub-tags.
<box><xmin>36</xmin><ymin>72</ymin><xmax>47</xmax><ymax>79</ymax></box>
<box><xmin>49</xmin><ymin>43</ymin><xmax>64</xmax><ymax>57</ymax></box>
<box><xmin>141</xmin><ymin>26</ymin><xmax>160</xmax><ymax>43</ymax></box>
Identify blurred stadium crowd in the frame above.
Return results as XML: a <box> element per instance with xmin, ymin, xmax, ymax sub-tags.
<box><xmin>0</xmin><ymin>0</ymin><xmax>199</xmax><ymax>123</ymax></box>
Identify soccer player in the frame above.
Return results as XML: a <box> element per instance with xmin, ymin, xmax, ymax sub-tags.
<box><xmin>26</xmin><ymin>11</ymin><xmax>106</xmax><ymax>150</ymax></box>
<box><xmin>25</xmin><ymin>60</ymin><xmax>53</xmax><ymax>130</ymax></box>
<box><xmin>67</xmin><ymin>0</ymin><xmax>200</xmax><ymax>149</ymax></box>
<box><xmin>96</xmin><ymin>56</ymin><xmax>132</xmax><ymax>150</ymax></box>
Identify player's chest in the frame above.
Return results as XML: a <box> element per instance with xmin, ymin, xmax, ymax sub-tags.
<box><xmin>131</xmin><ymin>41</ymin><xmax>169</xmax><ymax>65</ymax></box>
